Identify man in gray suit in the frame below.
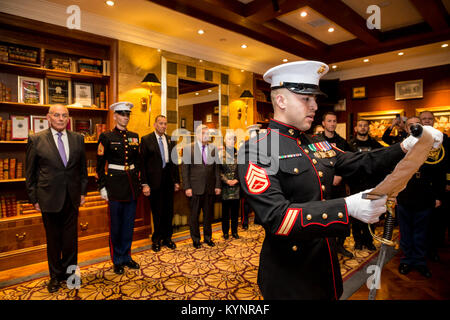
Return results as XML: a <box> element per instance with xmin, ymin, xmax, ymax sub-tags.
<box><xmin>26</xmin><ymin>104</ymin><xmax>88</xmax><ymax>293</ymax></box>
<box><xmin>182</xmin><ymin>125</ymin><xmax>221</xmax><ymax>248</ymax></box>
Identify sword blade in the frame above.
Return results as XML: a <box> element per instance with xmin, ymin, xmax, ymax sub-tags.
<box><xmin>368</xmin><ymin>243</ymin><xmax>389</xmax><ymax>300</ymax></box>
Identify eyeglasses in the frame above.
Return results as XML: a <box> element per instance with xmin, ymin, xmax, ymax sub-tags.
<box><xmin>116</xmin><ymin>111</ymin><xmax>131</xmax><ymax>117</ymax></box>
<box><xmin>50</xmin><ymin>113</ymin><xmax>69</xmax><ymax>119</ymax></box>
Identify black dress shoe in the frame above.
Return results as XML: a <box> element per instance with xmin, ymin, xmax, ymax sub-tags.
<box><xmin>232</xmin><ymin>233</ymin><xmax>239</xmax><ymax>239</ymax></box>
<box><xmin>152</xmin><ymin>243</ymin><xmax>161</xmax><ymax>252</ymax></box>
<box><xmin>365</xmin><ymin>243</ymin><xmax>376</xmax><ymax>251</ymax></box>
<box><xmin>193</xmin><ymin>241</ymin><xmax>202</xmax><ymax>249</ymax></box>
<box><xmin>415</xmin><ymin>265</ymin><xmax>432</xmax><ymax>278</ymax></box>
<box><xmin>47</xmin><ymin>278</ymin><xmax>61</xmax><ymax>293</ymax></box>
<box><xmin>242</xmin><ymin>224</ymin><xmax>248</xmax><ymax>230</ymax></box>
<box><xmin>163</xmin><ymin>240</ymin><xmax>177</xmax><ymax>249</ymax></box>
<box><xmin>337</xmin><ymin>246</ymin><xmax>354</xmax><ymax>258</ymax></box>
<box><xmin>398</xmin><ymin>263</ymin><xmax>411</xmax><ymax>275</ymax></box>
<box><xmin>113</xmin><ymin>264</ymin><xmax>124</xmax><ymax>275</ymax></box>
<box><xmin>223</xmin><ymin>234</ymin><xmax>229</xmax><ymax>240</ymax></box>
<box><xmin>205</xmin><ymin>240</ymin><xmax>215</xmax><ymax>247</ymax></box>
<box><xmin>125</xmin><ymin>259</ymin><xmax>140</xmax><ymax>269</ymax></box>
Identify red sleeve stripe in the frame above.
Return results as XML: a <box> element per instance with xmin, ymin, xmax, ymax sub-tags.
<box><xmin>276</xmin><ymin>208</ymin><xmax>300</xmax><ymax>236</ymax></box>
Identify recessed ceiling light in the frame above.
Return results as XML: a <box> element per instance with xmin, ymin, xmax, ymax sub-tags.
<box><xmin>398</xmin><ymin>52</ymin><xmax>404</xmax><ymax>56</ymax></box>
<box><xmin>198</xmin><ymin>29</ymin><xmax>204</xmax><ymax>35</ymax></box>
<box><xmin>328</xmin><ymin>27</ymin><xmax>335</xmax><ymax>32</ymax></box>
<box><xmin>208</xmin><ymin>89</ymin><xmax>212</xmax><ymax>93</ymax></box>
<box><xmin>106</xmin><ymin>0</ymin><xmax>114</xmax><ymax>6</ymax></box>
<box><xmin>157</xmin><ymin>49</ymin><xmax>161</xmax><ymax>52</ymax></box>
<box><xmin>363</xmin><ymin>58</ymin><xmax>369</xmax><ymax>62</ymax></box>
<box><xmin>332</xmin><ymin>65</ymin><xmax>337</xmax><ymax>69</ymax></box>
<box><xmin>240</xmin><ymin>69</ymin><xmax>244</xmax><ymax>72</ymax></box>
<box><xmin>199</xmin><ymin>59</ymin><xmax>203</xmax><ymax>62</ymax></box>
<box><xmin>442</xmin><ymin>43</ymin><xmax>448</xmax><ymax>48</ymax></box>
<box><xmin>195</xmin><ymin>92</ymin><xmax>199</xmax><ymax>96</ymax></box>
<box><xmin>300</xmin><ymin>11</ymin><xmax>307</xmax><ymax>17</ymax></box>
<box><xmin>241</xmin><ymin>44</ymin><xmax>247</xmax><ymax>49</ymax></box>
<box><xmin>283</xmin><ymin>58</ymin><xmax>288</xmax><ymax>62</ymax></box>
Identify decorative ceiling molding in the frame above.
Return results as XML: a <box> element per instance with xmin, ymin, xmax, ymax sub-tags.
<box><xmin>324</xmin><ymin>51</ymin><xmax>450</xmax><ymax>81</ymax></box>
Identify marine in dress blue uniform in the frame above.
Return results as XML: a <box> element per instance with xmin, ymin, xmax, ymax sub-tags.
<box><xmin>97</xmin><ymin>102</ymin><xmax>141</xmax><ymax>274</ymax></box>
<box><xmin>238</xmin><ymin>61</ymin><xmax>407</xmax><ymax>300</ymax></box>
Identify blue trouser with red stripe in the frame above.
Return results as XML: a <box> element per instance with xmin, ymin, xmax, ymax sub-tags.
<box><xmin>108</xmin><ymin>200</ymin><xmax>137</xmax><ymax>266</ymax></box>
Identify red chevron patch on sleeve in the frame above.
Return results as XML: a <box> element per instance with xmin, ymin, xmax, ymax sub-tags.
<box><xmin>245</xmin><ymin>162</ymin><xmax>270</xmax><ymax>194</ymax></box>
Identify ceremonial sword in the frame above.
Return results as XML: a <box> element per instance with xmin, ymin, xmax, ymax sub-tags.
<box><xmin>362</xmin><ymin>124</ymin><xmax>433</xmax><ymax>300</ymax></box>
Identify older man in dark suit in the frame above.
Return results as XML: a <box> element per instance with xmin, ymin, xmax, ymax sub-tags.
<box><xmin>26</xmin><ymin>104</ymin><xmax>88</xmax><ymax>293</ymax></box>
<box><xmin>182</xmin><ymin>125</ymin><xmax>221</xmax><ymax>248</ymax></box>
<box><xmin>140</xmin><ymin>115</ymin><xmax>180</xmax><ymax>252</ymax></box>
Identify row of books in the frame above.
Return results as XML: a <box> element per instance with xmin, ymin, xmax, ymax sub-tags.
<box><xmin>0</xmin><ymin>119</ymin><xmax>12</xmax><ymax>141</ymax></box>
<box><xmin>0</xmin><ymin>81</ymin><xmax>12</xmax><ymax>102</ymax></box>
<box><xmin>0</xmin><ymin>191</ymin><xmax>107</xmax><ymax>219</ymax></box>
<box><xmin>0</xmin><ymin>42</ymin><xmax>111</xmax><ymax>76</ymax></box>
<box><xmin>0</xmin><ymin>158</ymin><xmax>23</xmax><ymax>180</ymax></box>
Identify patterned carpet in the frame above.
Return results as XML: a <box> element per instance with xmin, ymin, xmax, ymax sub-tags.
<box><xmin>0</xmin><ymin>223</ymin><xmax>397</xmax><ymax>300</ymax></box>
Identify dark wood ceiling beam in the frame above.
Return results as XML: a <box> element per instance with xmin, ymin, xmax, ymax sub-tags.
<box><xmin>409</xmin><ymin>0</ymin><xmax>449</xmax><ymax>31</ymax></box>
<box><xmin>263</xmin><ymin>19</ymin><xmax>328</xmax><ymax>51</ymax></box>
<box><xmin>324</xmin><ymin>24</ymin><xmax>450</xmax><ymax>63</ymax></box>
<box><xmin>305</xmin><ymin>0</ymin><xmax>381</xmax><ymax>45</ymax></box>
<box><xmin>146</xmin><ymin>0</ymin><xmax>324</xmax><ymax>59</ymax></box>
<box><xmin>244</xmin><ymin>0</ymin><xmax>308</xmax><ymax>23</ymax></box>
<box><xmin>201</xmin><ymin>0</ymin><xmax>245</xmax><ymax>16</ymax></box>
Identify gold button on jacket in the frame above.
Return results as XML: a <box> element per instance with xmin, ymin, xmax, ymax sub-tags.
<box><xmin>322</xmin><ymin>213</ymin><xmax>328</xmax><ymax>220</ymax></box>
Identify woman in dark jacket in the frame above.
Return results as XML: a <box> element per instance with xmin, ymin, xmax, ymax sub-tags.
<box><xmin>220</xmin><ymin>132</ymin><xmax>240</xmax><ymax>239</ymax></box>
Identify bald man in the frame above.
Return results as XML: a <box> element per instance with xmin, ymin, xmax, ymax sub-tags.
<box><xmin>26</xmin><ymin>104</ymin><xmax>88</xmax><ymax>293</ymax></box>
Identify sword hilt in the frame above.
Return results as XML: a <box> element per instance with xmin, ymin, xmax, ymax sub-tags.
<box><xmin>362</xmin><ymin>193</ymin><xmax>398</xmax><ymax>248</ymax></box>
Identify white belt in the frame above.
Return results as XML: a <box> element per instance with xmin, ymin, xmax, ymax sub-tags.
<box><xmin>108</xmin><ymin>164</ymin><xmax>135</xmax><ymax>171</ymax></box>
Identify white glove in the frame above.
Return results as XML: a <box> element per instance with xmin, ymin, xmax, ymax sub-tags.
<box><xmin>345</xmin><ymin>189</ymin><xmax>387</xmax><ymax>224</ymax></box>
<box><xmin>100</xmin><ymin>187</ymin><xmax>108</xmax><ymax>201</ymax></box>
<box><xmin>424</xmin><ymin>125</ymin><xmax>443</xmax><ymax>149</ymax></box>
<box><xmin>401</xmin><ymin>125</ymin><xmax>443</xmax><ymax>151</ymax></box>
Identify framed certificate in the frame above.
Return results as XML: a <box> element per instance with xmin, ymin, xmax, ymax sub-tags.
<box><xmin>18</xmin><ymin>76</ymin><xmax>44</xmax><ymax>104</ymax></box>
<box><xmin>73</xmin><ymin>82</ymin><xmax>93</xmax><ymax>107</ymax></box>
<box><xmin>11</xmin><ymin>115</ymin><xmax>30</xmax><ymax>140</ymax></box>
<box><xmin>46</xmin><ymin>77</ymin><xmax>71</xmax><ymax>105</ymax></box>
<box><xmin>30</xmin><ymin>115</ymin><xmax>48</xmax><ymax>134</ymax></box>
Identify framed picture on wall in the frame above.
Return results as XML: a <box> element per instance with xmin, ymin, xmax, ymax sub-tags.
<box><xmin>11</xmin><ymin>115</ymin><xmax>30</xmax><ymax>140</ymax></box>
<box><xmin>395</xmin><ymin>79</ymin><xmax>423</xmax><ymax>100</ymax></box>
<box><xmin>31</xmin><ymin>115</ymin><xmax>48</xmax><ymax>134</ymax></box>
<box><xmin>46</xmin><ymin>77</ymin><xmax>71</xmax><ymax>105</ymax></box>
<box><xmin>18</xmin><ymin>76</ymin><xmax>44</xmax><ymax>104</ymax></box>
<box><xmin>352</xmin><ymin>86</ymin><xmax>366</xmax><ymax>99</ymax></box>
<box><xmin>358</xmin><ymin>109</ymin><xmax>405</xmax><ymax>146</ymax></box>
<box><xmin>73</xmin><ymin>82</ymin><xmax>93</xmax><ymax>107</ymax></box>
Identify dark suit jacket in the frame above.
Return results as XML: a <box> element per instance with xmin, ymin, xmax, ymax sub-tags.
<box><xmin>181</xmin><ymin>142</ymin><xmax>221</xmax><ymax>195</ymax></box>
<box><xmin>25</xmin><ymin>128</ymin><xmax>88</xmax><ymax>212</ymax></box>
<box><xmin>140</xmin><ymin>132</ymin><xmax>180</xmax><ymax>190</ymax></box>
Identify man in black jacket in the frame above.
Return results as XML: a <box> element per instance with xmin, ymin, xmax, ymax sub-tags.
<box><xmin>397</xmin><ymin>116</ymin><xmax>446</xmax><ymax>278</ymax></box>
<box><xmin>26</xmin><ymin>104</ymin><xmax>88</xmax><ymax>293</ymax></box>
<box><xmin>140</xmin><ymin>115</ymin><xmax>180</xmax><ymax>252</ymax></box>
<box><xmin>347</xmin><ymin>119</ymin><xmax>384</xmax><ymax>251</ymax></box>
<box><xmin>182</xmin><ymin>125</ymin><xmax>221</xmax><ymax>248</ymax></box>
<box><xmin>237</xmin><ymin>61</ymin><xmax>442</xmax><ymax>300</ymax></box>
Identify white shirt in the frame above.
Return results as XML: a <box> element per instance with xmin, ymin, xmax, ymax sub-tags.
<box><xmin>50</xmin><ymin>127</ymin><xmax>69</xmax><ymax>162</ymax></box>
<box><xmin>156</xmin><ymin>133</ymin><xmax>169</xmax><ymax>164</ymax></box>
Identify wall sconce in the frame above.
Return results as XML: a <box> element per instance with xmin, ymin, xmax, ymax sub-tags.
<box><xmin>141</xmin><ymin>73</ymin><xmax>161</xmax><ymax>126</ymax></box>
<box><xmin>239</xmin><ymin>90</ymin><xmax>254</xmax><ymax>125</ymax></box>
<box><xmin>141</xmin><ymin>73</ymin><xmax>161</xmax><ymax>111</ymax></box>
